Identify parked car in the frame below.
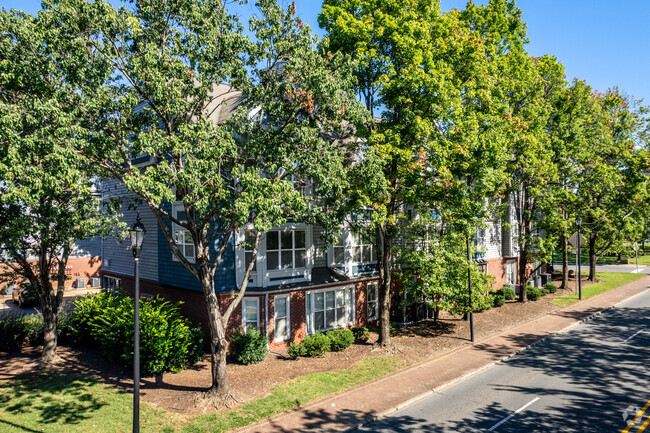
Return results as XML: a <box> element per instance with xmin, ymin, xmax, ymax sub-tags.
<box><xmin>12</xmin><ymin>283</ymin><xmax>38</xmax><ymax>308</ymax></box>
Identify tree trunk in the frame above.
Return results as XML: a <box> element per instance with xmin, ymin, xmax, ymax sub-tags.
<box><xmin>205</xmin><ymin>290</ymin><xmax>229</xmax><ymax>398</ymax></box>
<box><xmin>377</xmin><ymin>227</ymin><xmax>392</xmax><ymax>347</ymax></box>
<box><xmin>433</xmin><ymin>306</ymin><xmax>439</xmax><ymax>325</ymax></box>
<box><xmin>561</xmin><ymin>233</ymin><xmax>569</xmax><ymax>290</ymax></box>
<box><xmin>589</xmin><ymin>234</ymin><xmax>597</xmax><ymax>281</ymax></box>
<box><xmin>41</xmin><ymin>299</ymin><xmax>59</xmax><ymax>363</ymax></box>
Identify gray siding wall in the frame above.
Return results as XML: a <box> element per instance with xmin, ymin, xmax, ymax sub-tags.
<box><xmin>484</xmin><ymin>221</ymin><xmax>503</xmax><ymax>260</ymax></box>
<box><xmin>101</xmin><ymin>178</ymin><xmax>159</xmax><ymax>281</ymax></box>
<box><xmin>312</xmin><ymin>224</ymin><xmax>328</xmax><ymax>268</ymax></box>
<box><xmin>71</xmin><ymin>237</ymin><xmax>101</xmax><ymax>258</ymax></box>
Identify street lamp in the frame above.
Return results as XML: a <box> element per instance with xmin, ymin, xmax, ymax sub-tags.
<box><xmin>129</xmin><ymin>213</ymin><xmax>146</xmax><ymax>433</ymax></box>
<box><xmin>466</xmin><ymin>236</ymin><xmax>475</xmax><ymax>343</ymax></box>
<box><xmin>576</xmin><ymin>216</ymin><xmax>582</xmax><ymax>301</ymax></box>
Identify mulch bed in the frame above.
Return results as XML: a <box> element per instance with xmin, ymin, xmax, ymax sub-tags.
<box><xmin>0</xmin><ymin>275</ymin><xmax>593</xmax><ymax>416</ymax></box>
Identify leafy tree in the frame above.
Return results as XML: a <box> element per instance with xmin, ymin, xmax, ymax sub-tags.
<box><xmin>0</xmin><ymin>9</ymin><xmax>119</xmax><ymax>363</ymax></box>
<box><xmin>56</xmin><ymin>0</ymin><xmax>359</xmax><ymax>400</ymax></box>
<box><xmin>397</xmin><ymin>216</ymin><xmax>494</xmax><ymax>324</ymax></box>
<box><xmin>544</xmin><ymin>79</ymin><xmax>600</xmax><ymax>289</ymax></box>
<box><xmin>576</xmin><ymin>89</ymin><xmax>648</xmax><ymax>280</ymax></box>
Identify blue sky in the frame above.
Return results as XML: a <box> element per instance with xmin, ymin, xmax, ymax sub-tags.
<box><xmin>4</xmin><ymin>0</ymin><xmax>649</xmax><ymax>103</ymax></box>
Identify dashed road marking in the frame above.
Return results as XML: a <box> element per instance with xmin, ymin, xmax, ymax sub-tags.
<box><xmin>488</xmin><ymin>397</ymin><xmax>539</xmax><ymax>431</ymax></box>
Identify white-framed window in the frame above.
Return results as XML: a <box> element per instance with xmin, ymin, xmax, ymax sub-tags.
<box><xmin>329</xmin><ymin>228</ymin><xmax>376</xmax><ymax>276</ymax></box>
<box><xmin>266</xmin><ymin>229</ymin><xmax>307</xmax><ymax>270</ymax></box>
<box><xmin>235</xmin><ymin>224</ymin><xmax>313</xmax><ymax>288</ymax></box>
<box><xmin>305</xmin><ymin>286</ymin><xmax>355</xmax><ymax>334</ymax></box>
<box><xmin>367</xmin><ymin>282</ymin><xmax>378</xmax><ymax>321</ymax></box>
<box><xmin>506</xmin><ymin>260</ymin><xmax>517</xmax><ymax>286</ymax></box>
<box><xmin>274</xmin><ymin>294</ymin><xmax>290</xmax><ymax>342</ymax></box>
<box><xmin>242</xmin><ymin>297</ymin><xmax>260</xmax><ymax>332</ymax></box>
<box><xmin>103</xmin><ymin>276</ymin><xmax>122</xmax><ymax>291</ymax></box>
<box><xmin>172</xmin><ymin>202</ymin><xmax>195</xmax><ymax>263</ymax></box>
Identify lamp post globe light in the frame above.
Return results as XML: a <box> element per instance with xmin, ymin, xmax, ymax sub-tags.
<box><xmin>576</xmin><ymin>216</ymin><xmax>582</xmax><ymax>301</ymax></box>
<box><xmin>129</xmin><ymin>213</ymin><xmax>146</xmax><ymax>433</ymax></box>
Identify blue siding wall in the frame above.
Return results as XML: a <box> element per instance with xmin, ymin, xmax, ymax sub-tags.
<box><xmin>156</xmin><ymin>203</ymin><xmax>236</xmax><ymax>293</ymax></box>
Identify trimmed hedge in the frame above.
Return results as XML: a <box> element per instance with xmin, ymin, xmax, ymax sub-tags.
<box><xmin>301</xmin><ymin>333</ymin><xmax>331</xmax><ymax>357</ymax></box>
<box><xmin>493</xmin><ymin>293</ymin><xmax>506</xmax><ymax>307</ymax></box>
<box><xmin>351</xmin><ymin>326</ymin><xmax>370</xmax><ymax>343</ymax></box>
<box><xmin>544</xmin><ymin>282</ymin><xmax>558</xmax><ymax>294</ymax></box>
<box><xmin>326</xmin><ymin>329</ymin><xmax>354</xmax><ymax>351</ymax></box>
<box><xmin>288</xmin><ymin>342</ymin><xmax>305</xmax><ymax>359</ymax></box>
<box><xmin>69</xmin><ymin>292</ymin><xmax>203</xmax><ymax>375</ymax></box>
<box><xmin>232</xmin><ymin>328</ymin><xmax>267</xmax><ymax>365</ymax></box>
<box><xmin>501</xmin><ymin>285</ymin><xmax>516</xmax><ymax>300</ymax></box>
<box><xmin>526</xmin><ymin>286</ymin><xmax>541</xmax><ymax>301</ymax></box>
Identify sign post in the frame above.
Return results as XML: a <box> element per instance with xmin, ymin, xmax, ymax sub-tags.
<box><xmin>569</xmin><ymin>219</ymin><xmax>586</xmax><ymax>300</ymax></box>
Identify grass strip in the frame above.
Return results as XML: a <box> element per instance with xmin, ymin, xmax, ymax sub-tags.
<box><xmin>552</xmin><ymin>272</ymin><xmax>646</xmax><ymax>308</ymax></box>
<box><xmin>183</xmin><ymin>356</ymin><xmax>401</xmax><ymax>433</ymax></box>
<box><xmin>0</xmin><ymin>373</ymin><xmax>182</xmax><ymax>433</ymax></box>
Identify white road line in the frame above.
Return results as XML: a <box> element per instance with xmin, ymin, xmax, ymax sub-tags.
<box><xmin>625</xmin><ymin>330</ymin><xmax>643</xmax><ymax>342</ymax></box>
<box><xmin>487</xmin><ymin>397</ymin><xmax>540</xmax><ymax>431</ymax></box>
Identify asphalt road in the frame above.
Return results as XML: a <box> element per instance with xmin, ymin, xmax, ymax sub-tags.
<box><xmin>553</xmin><ymin>263</ymin><xmax>650</xmax><ymax>274</ymax></box>
<box><xmin>354</xmin><ymin>289</ymin><xmax>650</xmax><ymax>432</ymax></box>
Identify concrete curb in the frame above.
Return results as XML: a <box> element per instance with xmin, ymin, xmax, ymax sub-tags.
<box><xmin>340</xmin><ymin>285</ymin><xmax>650</xmax><ymax>432</ymax></box>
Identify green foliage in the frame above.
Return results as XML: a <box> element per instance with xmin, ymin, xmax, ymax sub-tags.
<box><xmin>288</xmin><ymin>342</ymin><xmax>305</xmax><ymax>359</ymax></box>
<box><xmin>500</xmin><ymin>285</ymin><xmax>517</xmax><ymax>300</ymax></box>
<box><xmin>69</xmin><ymin>292</ymin><xmax>201</xmax><ymax>375</ymax></box>
<box><xmin>0</xmin><ymin>310</ymin><xmax>72</xmax><ymax>351</ymax></box>
<box><xmin>325</xmin><ymin>329</ymin><xmax>354</xmax><ymax>352</ymax></box>
<box><xmin>526</xmin><ymin>286</ymin><xmax>541</xmax><ymax>301</ymax></box>
<box><xmin>351</xmin><ymin>326</ymin><xmax>370</xmax><ymax>343</ymax></box>
<box><xmin>389</xmin><ymin>322</ymin><xmax>397</xmax><ymax>335</ymax></box>
<box><xmin>301</xmin><ymin>333</ymin><xmax>331</xmax><ymax>357</ymax></box>
<box><xmin>493</xmin><ymin>293</ymin><xmax>506</xmax><ymax>307</ymax></box>
<box><xmin>231</xmin><ymin>328</ymin><xmax>267</xmax><ymax>365</ymax></box>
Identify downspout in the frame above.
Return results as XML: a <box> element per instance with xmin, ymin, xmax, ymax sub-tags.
<box><xmin>265</xmin><ymin>292</ymin><xmax>269</xmax><ymax>349</ymax></box>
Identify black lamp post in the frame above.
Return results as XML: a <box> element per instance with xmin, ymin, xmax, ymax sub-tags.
<box><xmin>467</xmin><ymin>236</ymin><xmax>475</xmax><ymax>343</ymax></box>
<box><xmin>129</xmin><ymin>213</ymin><xmax>146</xmax><ymax>433</ymax></box>
<box><xmin>576</xmin><ymin>216</ymin><xmax>582</xmax><ymax>301</ymax></box>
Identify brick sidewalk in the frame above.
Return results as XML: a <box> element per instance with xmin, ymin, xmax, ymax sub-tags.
<box><xmin>239</xmin><ymin>275</ymin><xmax>650</xmax><ymax>433</ymax></box>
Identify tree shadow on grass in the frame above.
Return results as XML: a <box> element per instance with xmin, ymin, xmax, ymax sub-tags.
<box><xmin>1</xmin><ymin>373</ymin><xmax>108</xmax><ymax>426</ymax></box>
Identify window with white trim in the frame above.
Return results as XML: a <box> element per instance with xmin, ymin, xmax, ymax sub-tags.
<box><xmin>350</xmin><ymin>232</ymin><xmax>376</xmax><ymax>264</ymax></box>
<box><xmin>172</xmin><ymin>203</ymin><xmax>195</xmax><ymax>263</ymax></box>
<box><xmin>266</xmin><ymin>229</ymin><xmax>306</xmax><ymax>270</ymax></box>
<box><xmin>305</xmin><ymin>286</ymin><xmax>355</xmax><ymax>334</ymax></box>
<box><xmin>242</xmin><ymin>298</ymin><xmax>259</xmax><ymax>331</ymax></box>
<box><xmin>244</xmin><ymin>230</ymin><xmax>257</xmax><ymax>272</ymax></box>
<box><xmin>274</xmin><ymin>294</ymin><xmax>290</xmax><ymax>342</ymax></box>
<box><xmin>103</xmin><ymin>276</ymin><xmax>122</xmax><ymax>291</ymax></box>
<box><xmin>367</xmin><ymin>282</ymin><xmax>378</xmax><ymax>321</ymax></box>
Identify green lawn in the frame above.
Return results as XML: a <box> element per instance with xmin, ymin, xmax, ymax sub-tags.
<box><xmin>0</xmin><ymin>374</ymin><xmax>182</xmax><ymax>433</ymax></box>
<box><xmin>552</xmin><ymin>249</ymin><xmax>650</xmax><ymax>266</ymax></box>
<box><xmin>0</xmin><ymin>357</ymin><xmax>401</xmax><ymax>433</ymax></box>
<box><xmin>551</xmin><ymin>272</ymin><xmax>646</xmax><ymax>308</ymax></box>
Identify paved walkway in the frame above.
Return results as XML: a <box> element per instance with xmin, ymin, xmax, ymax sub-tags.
<box><xmin>238</xmin><ymin>275</ymin><xmax>650</xmax><ymax>433</ymax></box>
<box><xmin>0</xmin><ymin>288</ymin><xmax>101</xmax><ymax>314</ymax></box>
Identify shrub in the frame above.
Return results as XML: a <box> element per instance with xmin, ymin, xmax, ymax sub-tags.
<box><xmin>351</xmin><ymin>326</ymin><xmax>370</xmax><ymax>343</ymax></box>
<box><xmin>540</xmin><ymin>288</ymin><xmax>550</xmax><ymax>296</ymax></box>
<box><xmin>493</xmin><ymin>293</ymin><xmax>506</xmax><ymax>307</ymax></box>
<box><xmin>544</xmin><ymin>282</ymin><xmax>558</xmax><ymax>294</ymax></box>
<box><xmin>0</xmin><ymin>313</ymin><xmax>31</xmax><ymax>351</ymax></box>
<box><xmin>186</xmin><ymin>326</ymin><xmax>205</xmax><ymax>364</ymax></box>
<box><xmin>389</xmin><ymin>321</ymin><xmax>397</xmax><ymax>335</ymax></box>
<box><xmin>326</xmin><ymin>329</ymin><xmax>354</xmax><ymax>352</ymax></box>
<box><xmin>526</xmin><ymin>286</ymin><xmax>541</xmax><ymax>301</ymax></box>
<box><xmin>288</xmin><ymin>342</ymin><xmax>305</xmax><ymax>359</ymax></box>
<box><xmin>501</xmin><ymin>285</ymin><xmax>516</xmax><ymax>300</ymax></box>
<box><xmin>301</xmin><ymin>333</ymin><xmax>330</xmax><ymax>357</ymax></box>
<box><xmin>69</xmin><ymin>292</ymin><xmax>202</xmax><ymax>375</ymax></box>
<box><xmin>231</xmin><ymin>328</ymin><xmax>267</xmax><ymax>365</ymax></box>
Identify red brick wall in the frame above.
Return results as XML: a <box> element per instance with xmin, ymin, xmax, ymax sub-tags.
<box><xmin>104</xmin><ymin>271</ymin><xmax>381</xmax><ymax>350</ymax></box>
<box><xmin>1</xmin><ymin>256</ymin><xmax>100</xmax><ymax>289</ymax></box>
<box><xmin>486</xmin><ymin>257</ymin><xmax>512</xmax><ymax>289</ymax></box>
